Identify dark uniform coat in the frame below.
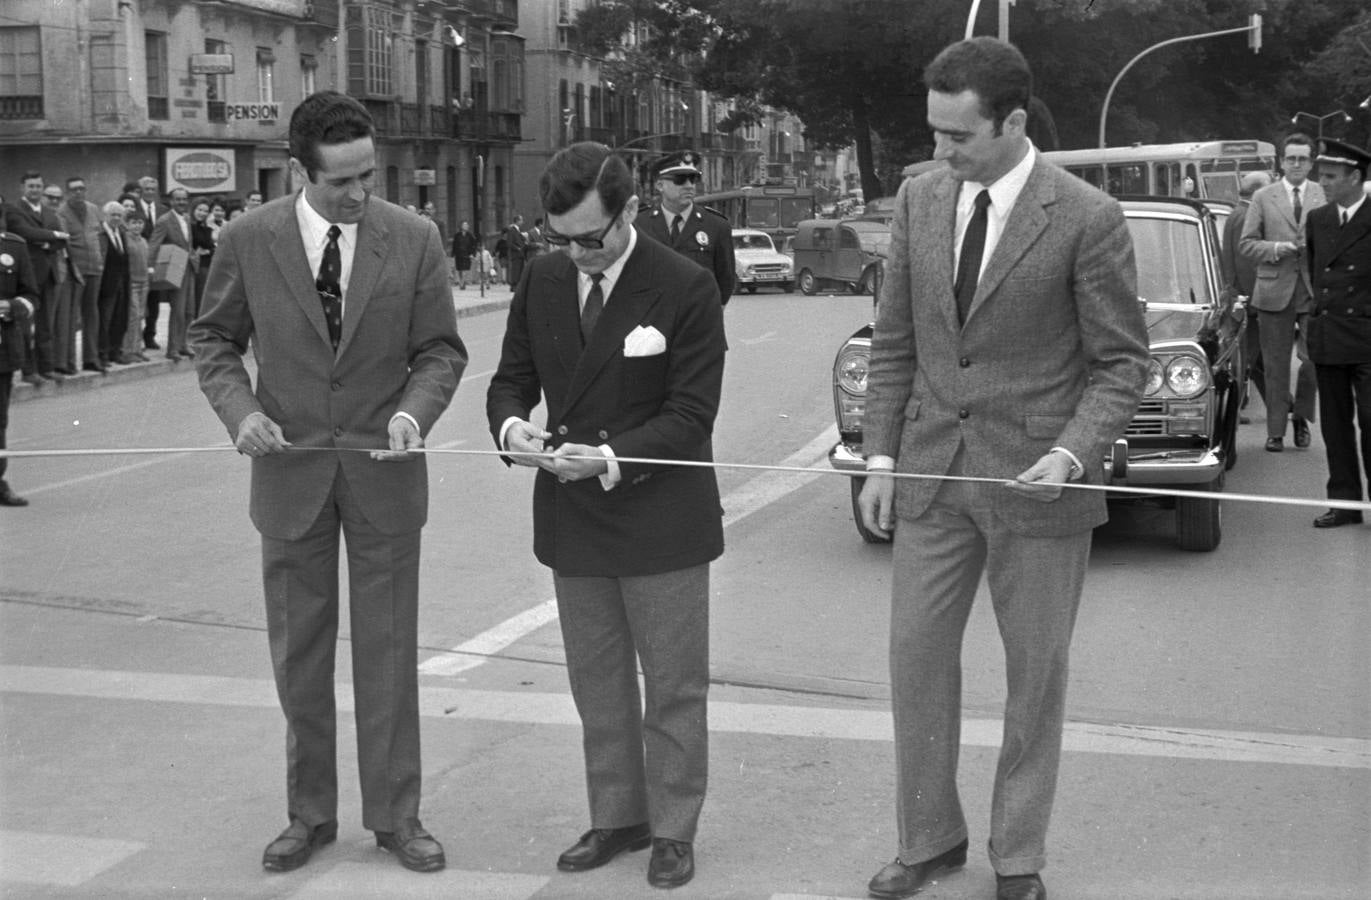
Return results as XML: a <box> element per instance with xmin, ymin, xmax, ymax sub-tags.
<box><xmin>0</xmin><ymin>232</ymin><xmax>38</xmax><ymax>374</ymax></box>
<box><xmin>1306</xmin><ymin>200</ymin><xmax>1371</xmax><ymax>365</ymax></box>
<box><xmin>635</xmin><ymin>203</ymin><xmax>735</xmax><ymax>305</ymax></box>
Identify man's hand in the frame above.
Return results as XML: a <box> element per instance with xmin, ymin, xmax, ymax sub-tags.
<box><xmin>549</xmin><ymin>443</ymin><xmax>609</xmax><ymax>483</ymax></box>
<box><xmin>1005</xmin><ymin>451</ymin><xmax>1072</xmax><ymax>502</ymax></box>
<box><xmin>858</xmin><ymin>471</ymin><xmax>896</xmax><ymax>539</ymax></box>
<box><xmin>371</xmin><ymin>415</ymin><xmax>422</xmax><ymax>461</ymax></box>
<box><xmin>235</xmin><ymin>411</ymin><xmax>291</xmax><ymax>457</ymax></box>
<box><xmin>504</xmin><ymin>420</ymin><xmax>554</xmax><ymax>470</ymax></box>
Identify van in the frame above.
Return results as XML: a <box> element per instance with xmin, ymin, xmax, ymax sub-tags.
<box><xmin>790</xmin><ymin>218</ymin><xmax>889</xmax><ymax>296</ymax></box>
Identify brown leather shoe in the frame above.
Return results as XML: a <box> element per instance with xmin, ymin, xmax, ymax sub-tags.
<box><xmin>557</xmin><ymin>823</ymin><xmax>651</xmax><ymax>871</ymax></box>
<box><xmin>647</xmin><ymin>838</ymin><xmax>694</xmax><ymax>888</ymax></box>
<box><xmin>867</xmin><ymin>838</ymin><xmax>968</xmax><ymax>898</ymax></box>
<box><xmin>997</xmin><ymin>872</ymin><xmax>1047</xmax><ymax>900</ymax></box>
<box><xmin>375</xmin><ymin>818</ymin><xmax>445</xmax><ymax>872</ymax></box>
<box><xmin>262</xmin><ymin>818</ymin><xmax>337</xmax><ymax>872</ymax></box>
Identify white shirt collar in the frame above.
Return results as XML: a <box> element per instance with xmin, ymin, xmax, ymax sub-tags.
<box><xmin>580</xmin><ymin>223</ymin><xmax>637</xmax><ymax>304</ymax></box>
<box><xmin>1340</xmin><ymin>194</ymin><xmax>1366</xmax><ymax>221</ymax></box>
<box><xmin>959</xmin><ymin>140</ymin><xmax>1036</xmax><ymax>213</ymax></box>
<box><xmin>294</xmin><ymin>191</ymin><xmax>358</xmax><ymax>251</ymax></box>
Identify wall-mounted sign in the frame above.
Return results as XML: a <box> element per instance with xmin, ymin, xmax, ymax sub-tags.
<box><xmin>165</xmin><ymin>147</ymin><xmax>236</xmax><ymax>194</ymax></box>
<box><xmin>189</xmin><ymin>53</ymin><xmax>235</xmax><ymax>75</ymax></box>
<box><xmin>225</xmin><ymin>102</ymin><xmax>281</xmax><ymax>122</ymax></box>
<box><xmin>414</xmin><ymin>168</ymin><xmax>436</xmax><ymax>186</ymax></box>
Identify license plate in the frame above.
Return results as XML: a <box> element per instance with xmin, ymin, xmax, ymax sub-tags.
<box><xmin>754</xmin><ymin>273</ymin><xmax>785</xmax><ymax>280</ymax></box>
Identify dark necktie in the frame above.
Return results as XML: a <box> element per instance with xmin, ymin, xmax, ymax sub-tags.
<box><xmin>317</xmin><ymin>225</ymin><xmax>343</xmax><ymax>351</ymax></box>
<box><xmin>669</xmin><ymin>215</ymin><xmax>682</xmax><ymax>243</ymax></box>
<box><xmin>581</xmin><ymin>273</ymin><xmax>604</xmax><ymax>345</ymax></box>
<box><xmin>954</xmin><ymin>189</ymin><xmax>991</xmax><ymax>325</ymax></box>
<box><xmin>1292</xmin><ymin>186</ymin><xmax>1302</xmax><ymax>224</ymax></box>
<box><xmin>1340</xmin><ymin>209</ymin><xmax>1348</xmax><ymax>227</ymax></box>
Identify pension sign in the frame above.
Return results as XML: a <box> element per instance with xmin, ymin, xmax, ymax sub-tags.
<box><xmin>225</xmin><ymin>102</ymin><xmax>281</xmax><ymax>122</ymax></box>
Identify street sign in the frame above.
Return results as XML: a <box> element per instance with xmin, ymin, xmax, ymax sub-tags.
<box><xmin>165</xmin><ymin>148</ymin><xmax>236</xmax><ymax>194</ymax></box>
<box><xmin>414</xmin><ymin>167</ymin><xmax>436</xmax><ymax>186</ymax></box>
<box><xmin>225</xmin><ymin>102</ymin><xmax>281</xmax><ymax>122</ymax></box>
<box><xmin>189</xmin><ymin>53</ymin><xmax>234</xmax><ymax>75</ymax></box>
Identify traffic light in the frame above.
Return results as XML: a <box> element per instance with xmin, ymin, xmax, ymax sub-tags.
<box><xmin>1248</xmin><ymin>13</ymin><xmax>1262</xmax><ymax>53</ymax></box>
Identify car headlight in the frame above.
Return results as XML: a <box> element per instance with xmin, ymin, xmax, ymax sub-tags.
<box><xmin>1165</xmin><ymin>354</ymin><xmax>1209</xmax><ymax>398</ymax></box>
<box><xmin>1144</xmin><ymin>358</ymin><xmax>1164</xmax><ymax>396</ymax></box>
<box><xmin>836</xmin><ymin>347</ymin><xmax>870</xmax><ymax>395</ymax></box>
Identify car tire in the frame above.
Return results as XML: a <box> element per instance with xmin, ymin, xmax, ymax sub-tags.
<box><xmin>1175</xmin><ymin>471</ymin><xmax>1223</xmax><ymax>552</ymax></box>
<box><xmin>850</xmin><ymin>477</ymin><xmax>892</xmax><ymax>544</ymax></box>
<box><xmin>858</xmin><ymin>268</ymin><xmax>876</xmax><ymax>296</ymax></box>
<box><xmin>798</xmin><ymin>269</ymin><xmax>817</xmax><ymax>295</ymax></box>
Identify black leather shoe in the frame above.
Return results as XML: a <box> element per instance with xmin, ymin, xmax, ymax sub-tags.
<box><xmin>557</xmin><ymin>823</ymin><xmax>651</xmax><ymax>871</ymax></box>
<box><xmin>144</xmin><ymin>338</ymin><xmax>159</xmax><ymax>350</ymax></box>
<box><xmin>21</xmin><ymin>373</ymin><xmax>44</xmax><ymax>386</ymax></box>
<box><xmin>0</xmin><ymin>481</ymin><xmax>29</xmax><ymax>507</ymax></box>
<box><xmin>375</xmin><ymin>818</ymin><xmax>445</xmax><ymax>872</ymax></box>
<box><xmin>867</xmin><ymin>839</ymin><xmax>968</xmax><ymax>898</ymax></box>
<box><xmin>82</xmin><ymin>362</ymin><xmax>107</xmax><ymax>373</ymax></box>
<box><xmin>1265</xmin><ymin>437</ymin><xmax>1283</xmax><ymax>452</ymax></box>
<box><xmin>647</xmin><ymin>838</ymin><xmax>694</xmax><ymax>888</ymax></box>
<box><xmin>55</xmin><ymin>367</ymin><xmax>77</xmax><ymax>376</ymax></box>
<box><xmin>262</xmin><ymin>818</ymin><xmax>337</xmax><ymax>872</ymax></box>
<box><xmin>1293</xmin><ymin>417</ymin><xmax>1311</xmax><ymax>449</ymax></box>
<box><xmin>997</xmin><ymin>873</ymin><xmax>1047</xmax><ymax>900</ymax></box>
<box><xmin>1314</xmin><ymin>508</ymin><xmax>1364</xmax><ymax>528</ymax></box>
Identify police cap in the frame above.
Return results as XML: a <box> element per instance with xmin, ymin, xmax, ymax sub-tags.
<box><xmin>654</xmin><ymin>150</ymin><xmax>702</xmax><ymax>180</ymax></box>
<box><xmin>1317</xmin><ymin>138</ymin><xmax>1371</xmax><ymax>176</ymax></box>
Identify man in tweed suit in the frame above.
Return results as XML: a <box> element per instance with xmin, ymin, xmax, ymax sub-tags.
<box><xmin>858</xmin><ymin>38</ymin><xmax>1148</xmax><ymax>900</ymax></box>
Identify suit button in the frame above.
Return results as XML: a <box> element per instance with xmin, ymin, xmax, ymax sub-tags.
<box><xmin>958</xmin><ymin>408</ymin><xmax>969</xmax><ymax>419</ymax></box>
<box><xmin>597</xmin><ymin>430</ymin><xmax>609</xmax><ymax>440</ymax></box>
<box><xmin>556</xmin><ymin>425</ymin><xmax>568</xmax><ymax>436</ymax></box>
<box><xmin>959</xmin><ymin>357</ymin><xmax>971</xmax><ymax>368</ymax></box>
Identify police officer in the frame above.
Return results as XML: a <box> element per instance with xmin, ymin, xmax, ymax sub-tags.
<box><xmin>0</xmin><ymin>203</ymin><xmax>40</xmax><ymax>506</ymax></box>
<box><xmin>636</xmin><ymin>151</ymin><xmax>735</xmax><ymax>305</ymax></box>
<box><xmin>1305</xmin><ymin>138</ymin><xmax>1371</xmax><ymax>528</ymax></box>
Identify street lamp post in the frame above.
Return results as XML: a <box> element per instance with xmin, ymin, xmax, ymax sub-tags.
<box><xmin>1289</xmin><ymin>110</ymin><xmax>1352</xmax><ymax>141</ymax></box>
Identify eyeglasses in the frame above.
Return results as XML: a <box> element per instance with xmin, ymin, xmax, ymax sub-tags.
<box><xmin>544</xmin><ymin>207</ymin><xmax>624</xmax><ymax>250</ymax></box>
<box><xmin>43</xmin><ymin>194</ymin><xmax>62</xmax><ymax>202</ymax></box>
<box><xmin>666</xmin><ymin>173</ymin><xmax>700</xmax><ymax>186</ymax></box>
<box><xmin>1283</xmin><ymin>155</ymin><xmax>1312</xmax><ymax>165</ymax></box>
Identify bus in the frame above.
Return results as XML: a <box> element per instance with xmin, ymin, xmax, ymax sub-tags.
<box><xmin>694</xmin><ymin>184</ymin><xmax>818</xmax><ymax>240</ymax></box>
<box><xmin>1042</xmin><ymin>140</ymin><xmax>1277</xmax><ymax>202</ymax></box>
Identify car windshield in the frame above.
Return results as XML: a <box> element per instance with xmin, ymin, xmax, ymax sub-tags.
<box><xmin>1126</xmin><ymin>216</ymin><xmax>1213</xmax><ymax>305</ymax></box>
<box><xmin>733</xmin><ymin>233</ymin><xmax>776</xmax><ymax>252</ymax></box>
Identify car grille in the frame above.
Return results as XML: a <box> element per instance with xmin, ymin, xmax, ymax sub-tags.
<box><xmin>1125</xmin><ymin>399</ymin><xmax>1167</xmax><ymax>436</ymax></box>
<box><xmin>750</xmin><ymin>264</ymin><xmax>789</xmax><ymax>275</ymax></box>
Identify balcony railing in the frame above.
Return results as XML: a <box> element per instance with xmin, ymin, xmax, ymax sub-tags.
<box><xmin>0</xmin><ymin>95</ymin><xmax>43</xmax><ymax>119</ymax></box>
<box><xmin>451</xmin><ymin>109</ymin><xmax>522</xmax><ymax>143</ymax></box>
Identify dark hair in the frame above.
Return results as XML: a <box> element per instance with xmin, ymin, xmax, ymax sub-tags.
<box><xmin>539</xmin><ymin>142</ymin><xmax>635</xmax><ymax>217</ymax></box>
<box><xmin>924</xmin><ymin>37</ymin><xmax>1032</xmax><ymax>134</ymax></box>
<box><xmin>20</xmin><ymin>171</ymin><xmax>41</xmax><ymax>184</ymax></box>
<box><xmin>288</xmin><ymin>90</ymin><xmax>375</xmax><ymax>180</ymax></box>
<box><xmin>1281</xmin><ymin>132</ymin><xmax>1314</xmax><ymax>155</ymax></box>
<box><xmin>65</xmin><ymin>175</ymin><xmax>86</xmax><ymax>188</ymax></box>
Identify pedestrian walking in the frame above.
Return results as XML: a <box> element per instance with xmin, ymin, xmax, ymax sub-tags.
<box><xmin>452</xmin><ymin>220</ymin><xmax>477</xmax><ymax>289</ymax></box>
<box><xmin>857</xmin><ymin>38</ymin><xmax>1148</xmax><ymax>900</ymax></box>
<box><xmin>487</xmin><ymin>141</ymin><xmax>727</xmax><ymax>890</ymax></box>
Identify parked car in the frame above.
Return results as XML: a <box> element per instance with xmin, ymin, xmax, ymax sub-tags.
<box><xmin>731</xmin><ymin>228</ymin><xmax>794</xmax><ymax>293</ymax></box>
<box><xmin>828</xmin><ymin>196</ymin><xmax>1244</xmax><ymax>551</ymax></box>
<box><xmin>791</xmin><ymin>218</ymin><xmax>889</xmax><ymax>296</ymax></box>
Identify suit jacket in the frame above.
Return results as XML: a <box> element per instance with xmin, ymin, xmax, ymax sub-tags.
<box><xmin>636</xmin><ymin>203</ymin><xmax>735</xmax><ymax>305</ymax></box>
<box><xmin>1305</xmin><ymin>200</ymin><xmax>1371</xmax><ymax>365</ymax></box>
<box><xmin>863</xmin><ymin>155</ymin><xmax>1149</xmax><ymax>535</ymax></box>
<box><xmin>1239</xmin><ymin>179</ymin><xmax>1325</xmax><ymax>312</ymax></box>
<box><xmin>136</xmin><ymin>199</ymin><xmax>164</xmax><ymax>240</ymax></box>
<box><xmin>148</xmin><ymin>210</ymin><xmax>198</xmax><ymax>289</ymax></box>
<box><xmin>4</xmin><ymin>200</ymin><xmax>66</xmax><ymax>286</ymax></box>
<box><xmin>1221</xmin><ymin>198</ymin><xmax>1257</xmax><ymax>296</ymax></box>
<box><xmin>190</xmin><ymin>194</ymin><xmax>467</xmax><ymax>540</ymax></box>
<box><xmin>57</xmin><ymin>200</ymin><xmax>105</xmax><ymax>277</ymax></box>
<box><xmin>486</xmin><ymin>230</ymin><xmax>726</xmax><ymax>577</ymax></box>
<box><xmin>97</xmin><ymin>227</ymin><xmax>129</xmax><ymax>301</ymax></box>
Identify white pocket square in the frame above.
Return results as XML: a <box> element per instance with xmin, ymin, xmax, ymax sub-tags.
<box><xmin>623</xmin><ymin>325</ymin><xmax>667</xmax><ymax>357</ymax></box>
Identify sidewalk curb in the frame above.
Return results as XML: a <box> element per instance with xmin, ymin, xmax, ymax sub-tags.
<box><xmin>11</xmin><ymin>290</ymin><xmax>513</xmax><ymax>405</ymax></box>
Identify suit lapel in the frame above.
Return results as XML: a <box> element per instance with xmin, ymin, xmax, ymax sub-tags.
<box><xmin>966</xmin><ymin>161</ymin><xmax>1050</xmax><ymax>324</ymax></box>
<box><xmin>265</xmin><ymin>200</ymin><xmax>334</xmax><ymax>351</ymax></box>
<box><xmin>562</xmin><ymin>243</ymin><xmax>662</xmax><ymax>414</ymax></box>
<box><xmin>342</xmin><ymin>211</ymin><xmax>387</xmax><ymax>350</ymax></box>
<box><xmin>543</xmin><ymin>261</ymin><xmax>583</xmax><ymax>377</ymax></box>
<box><xmin>924</xmin><ymin>174</ymin><xmax>960</xmax><ymax>332</ymax></box>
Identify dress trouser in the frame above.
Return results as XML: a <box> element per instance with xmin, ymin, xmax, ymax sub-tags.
<box><xmin>1315</xmin><ymin>361</ymin><xmax>1371</xmax><ymax>501</ymax></box>
<box><xmin>1258</xmin><ymin>300</ymin><xmax>1317</xmax><ymax>437</ymax></box>
<box><xmin>553</xmin><ymin>564</ymin><xmax>710</xmax><ymax>843</ymax></box>
<box><xmin>164</xmin><ymin>275</ymin><xmax>192</xmax><ymax>357</ymax></box>
<box><xmin>260</xmin><ymin>466</ymin><xmax>423</xmax><ymax>832</ymax></box>
<box><xmin>889</xmin><ymin>458</ymin><xmax>1090</xmax><ymax>877</ymax></box>
<box><xmin>32</xmin><ymin>278</ymin><xmax>57</xmax><ymax>374</ymax></box>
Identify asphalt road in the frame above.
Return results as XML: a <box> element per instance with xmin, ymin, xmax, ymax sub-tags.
<box><xmin>1</xmin><ymin>288</ymin><xmax>1367</xmax><ymax>898</ymax></box>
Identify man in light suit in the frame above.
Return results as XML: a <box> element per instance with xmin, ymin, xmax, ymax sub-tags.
<box><xmin>1221</xmin><ymin>171</ymin><xmax>1273</xmax><ymax>412</ymax></box>
<box><xmin>487</xmin><ymin>142</ymin><xmax>726</xmax><ymax>890</ymax></box>
<box><xmin>1240</xmin><ymin>132</ymin><xmax>1324</xmax><ymax>452</ymax></box>
<box><xmin>858</xmin><ymin>39</ymin><xmax>1148</xmax><ymax>900</ymax></box>
<box><xmin>148</xmin><ymin>186</ymin><xmax>197</xmax><ymax>361</ymax></box>
<box><xmin>190</xmin><ymin>91</ymin><xmax>466</xmax><ymax>875</ymax></box>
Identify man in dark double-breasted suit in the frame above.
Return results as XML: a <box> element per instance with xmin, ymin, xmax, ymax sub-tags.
<box><xmin>1305</xmin><ymin>138</ymin><xmax>1371</xmax><ymax>528</ymax></box>
<box><xmin>487</xmin><ymin>142</ymin><xmax>726</xmax><ymax>890</ymax></box>
<box><xmin>190</xmin><ymin>91</ymin><xmax>466</xmax><ymax>876</ymax></box>
<box><xmin>5</xmin><ymin>172</ymin><xmax>69</xmax><ymax>379</ymax></box>
<box><xmin>636</xmin><ymin>150</ymin><xmax>734</xmax><ymax>305</ymax></box>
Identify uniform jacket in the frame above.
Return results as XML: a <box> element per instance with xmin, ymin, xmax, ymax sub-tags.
<box><xmin>863</xmin><ymin>155</ymin><xmax>1149</xmax><ymax>535</ymax></box>
<box><xmin>0</xmin><ymin>233</ymin><xmax>38</xmax><ymax>373</ymax></box>
<box><xmin>148</xmin><ymin>209</ymin><xmax>198</xmax><ymax>289</ymax></box>
<box><xmin>190</xmin><ymin>194</ymin><xmax>467</xmax><ymax>540</ymax></box>
<box><xmin>57</xmin><ymin>200</ymin><xmax>105</xmax><ymax>277</ymax></box>
<box><xmin>1305</xmin><ymin>199</ymin><xmax>1371</xmax><ymax>365</ymax></box>
<box><xmin>636</xmin><ymin>203</ymin><xmax>735</xmax><ymax>305</ymax></box>
<box><xmin>1239</xmin><ymin>179</ymin><xmax>1326</xmax><ymax>312</ymax></box>
<box><xmin>3</xmin><ymin>200</ymin><xmax>66</xmax><ymax>287</ymax></box>
<box><xmin>486</xmin><ymin>231</ymin><xmax>726</xmax><ymax>577</ymax></box>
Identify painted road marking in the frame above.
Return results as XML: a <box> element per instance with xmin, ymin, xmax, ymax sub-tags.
<box><xmin>418</xmin><ymin>599</ymin><xmax>559</xmax><ymax>676</ymax></box>
<box><xmin>3</xmin><ymin>665</ymin><xmax>1366</xmax><ymax>770</ymax></box>
<box><xmin>287</xmin><ymin>861</ymin><xmax>548</xmax><ymax>899</ymax></box>
<box><xmin>0</xmin><ymin>831</ymin><xmax>145</xmax><ymax>886</ymax></box>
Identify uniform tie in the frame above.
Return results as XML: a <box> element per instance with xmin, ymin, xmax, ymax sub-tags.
<box><xmin>955</xmin><ymin>189</ymin><xmax>991</xmax><ymax>325</ymax></box>
<box><xmin>317</xmin><ymin>225</ymin><xmax>343</xmax><ymax>351</ymax></box>
<box><xmin>669</xmin><ymin>215</ymin><xmax>682</xmax><ymax>243</ymax></box>
<box><xmin>580</xmin><ymin>273</ymin><xmax>604</xmax><ymax>345</ymax></box>
<box><xmin>1292</xmin><ymin>185</ymin><xmax>1302</xmax><ymax>224</ymax></box>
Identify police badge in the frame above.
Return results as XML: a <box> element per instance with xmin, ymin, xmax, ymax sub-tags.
<box><xmin>694</xmin><ymin>231</ymin><xmax>709</xmax><ymax>247</ymax></box>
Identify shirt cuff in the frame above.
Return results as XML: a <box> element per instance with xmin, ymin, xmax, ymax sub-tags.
<box><xmin>1050</xmin><ymin>446</ymin><xmax>1085</xmax><ymax>480</ymax></box>
<box><xmin>598</xmin><ymin>444</ymin><xmax>621</xmax><ymax>490</ymax></box>
<box><xmin>498</xmin><ymin>416</ymin><xmax>521</xmax><ymax>451</ymax></box>
<box><xmin>391</xmin><ymin>411</ymin><xmax>421</xmax><ymax>435</ymax></box>
<box><xmin>866</xmin><ymin>454</ymin><xmax>896</xmax><ymax>472</ymax></box>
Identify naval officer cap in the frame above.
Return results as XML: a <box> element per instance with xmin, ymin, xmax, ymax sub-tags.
<box><xmin>654</xmin><ymin>150</ymin><xmax>702</xmax><ymax>180</ymax></box>
<box><xmin>1317</xmin><ymin>138</ymin><xmax>1371</xmax><ymax>176</ymax></box>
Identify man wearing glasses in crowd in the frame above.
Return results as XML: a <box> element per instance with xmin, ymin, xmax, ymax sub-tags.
<box><xmin>636</xmin><ymin>150</ymin><xmax>734</xmax><ymax>305</ymax></box>
<box><xmin>1240</xmin><ymin>132</ymin><xmax>1324</xmax><ymax>452</ymax></box>
<box><xmin>487</xmin><ymin>142</ymin><xmax>726</xmax><ymax>889</ymax></box>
